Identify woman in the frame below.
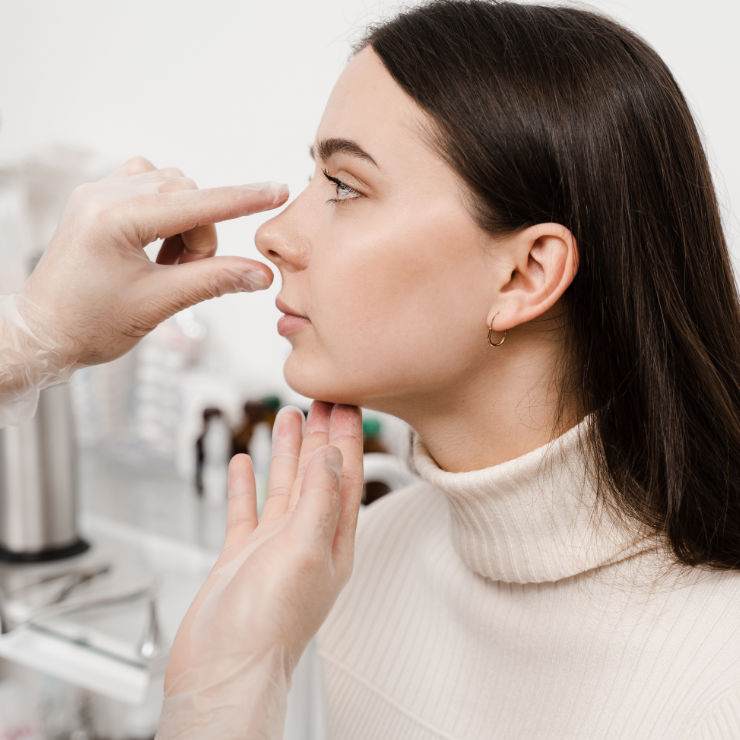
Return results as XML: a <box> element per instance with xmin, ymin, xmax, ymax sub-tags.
<box><xmin>251</xmin><ymin>1</ymin><xmax>739</xmax><ymax>737</ymax></box>
<box><xmin>4</xmin><ymin>1</ymin><xmax>737</xmax><ymax>737</ymax></box>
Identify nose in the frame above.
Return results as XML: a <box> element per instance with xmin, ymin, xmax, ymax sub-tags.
<box><xmin>255</xmin><ymin>202</ymin><xmax>309</xmax><ymax>272</ymax></box>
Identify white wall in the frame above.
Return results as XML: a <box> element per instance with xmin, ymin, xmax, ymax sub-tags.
<box><xmin>1</xmin><ymin>0</ymin><xmax>738</xmax><ymax>403</ymax></box>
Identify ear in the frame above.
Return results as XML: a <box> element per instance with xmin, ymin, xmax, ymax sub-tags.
<box><xmin>487</xmin><ymin>223</ymin><xmax>578</xmax><ymax>330</ymax></box>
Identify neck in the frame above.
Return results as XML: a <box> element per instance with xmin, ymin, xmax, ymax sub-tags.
<box><xmin>372</xmin><ymin>319</ymin><xmax>582</xmax><ymax>473</ymax></box>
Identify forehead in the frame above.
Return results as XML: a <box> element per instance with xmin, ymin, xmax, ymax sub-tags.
<box><xmin>315</xmin><ymin>47</ymin><xmax>437</xmax><ymax>169</ymax></box>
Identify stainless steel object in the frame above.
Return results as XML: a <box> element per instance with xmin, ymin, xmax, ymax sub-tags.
<box><xmin>50</xmin><ymin>563</ymin><xmax>111</xmax><ymax>603</ymax></box>
<box><xmin>0</xmin><ymin>382</ymin><xmax>88</xmax><ymax>561</ymax></box>
<box><xmin>0</xmin><ymin>583</ymin><xmax>151</xmax><ymax>635</ymax></box>
<box><xmin>137</xmin><ymin>593</ymin><xmax>163</xmax><ymax>660</ymax></box>
<box><xmin>5</xmin><ymin>563</ymin><xmax>110</xmax><ymax>603</ymax></box>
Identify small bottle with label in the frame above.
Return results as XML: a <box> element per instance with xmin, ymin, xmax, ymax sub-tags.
<box><xmin>195</xmin><ymin>407</ymin><xmax>231</xmax><ymax>502</ymax></box>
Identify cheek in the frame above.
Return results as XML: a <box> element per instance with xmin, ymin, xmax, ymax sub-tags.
<box><xmin>306</xmin><ymin>226</ymin><xmax>487</xmax><ymax>376</ymax></box>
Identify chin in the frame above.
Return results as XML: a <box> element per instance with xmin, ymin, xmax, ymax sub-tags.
<box><xmin>283</xmin><ymin>359</ymin><xmax>369</xmax><ymax>408</ymax></box>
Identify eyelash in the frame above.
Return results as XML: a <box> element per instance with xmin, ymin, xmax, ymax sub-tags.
<box><xmin>322</xmin><ymin>168</ymin><xmax>361</xmax><ymax>204</ymax></box>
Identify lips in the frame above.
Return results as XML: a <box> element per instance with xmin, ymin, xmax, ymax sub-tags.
<box><xmin>276</xmin><ymin>297</ymin><xmax>308</xmax><ymax>319</ymax></box>
<box><xmin>276</xmin><ymin>298</ymin><xmax>310</xmax><ymax>338</ymax></box>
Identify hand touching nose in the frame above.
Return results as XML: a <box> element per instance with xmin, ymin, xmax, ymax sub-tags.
<box><xmin>19</xmin><ymin>156</ymin><xmax>288</xmax><ymax>367</ymax></box>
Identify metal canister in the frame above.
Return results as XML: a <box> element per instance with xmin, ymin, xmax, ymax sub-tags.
<box><xmin>0</xmin><ymin>382</ymin><xmax>88</xmax><ymax>561</ymax></box>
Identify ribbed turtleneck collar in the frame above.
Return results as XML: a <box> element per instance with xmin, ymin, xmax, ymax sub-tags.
<box><xmin>411</xmin><ymin>415</ymin><xmax>656</xmax><ymax>584</ymax></box>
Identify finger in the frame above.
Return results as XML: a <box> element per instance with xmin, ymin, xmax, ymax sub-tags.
<box><xmin>155</xmin><ymin>225</ymin><xmax>218</xmax><ymax>265</ymax></box>
<box><xmin>259</xmin><ymin>406</ymin><xmax>303</xmax><ymax>525</ymax></box>
<box><xmin>327</xmin><ymin>405</ymin><xmax>365</xmax><ymax>566</ymax></box>
<box><xmin>223</xmin><ymin>454</ymin><xmax>259</xmax><ymax>551</ymax></box>
<box><xmin>155</xmin><ymin>174</ymin><xmax>196</xmax><ymax>193</ymax></box>
<box><xmin>179</xmin><ymin>223</ymin><xmax>218</xmax><ymax>262</ymax></box>
<box><xmin>154</xmin><ymin>176</ymin><xmax>219</xmax><ymax>262</ymax></box>
<box><xmin>291</xmin><ymin>445</ymin><xmax>343</xmax><ymax>554</ymax></box>
<box><xmin>138</xmin><ymin>255</ymin><xmax>274</xmax><ymax>321</ymax></box>
<box><xmin>133</xmin><ymin>183</ymin><xmax>289</xmax><ymax>246</ymax></box>
<box><xmin>155</xmin><ymin>234</ymin><xmax>186</xmax><ymax>265</ymax></box>
<box><xmin>287</xmin><ymin>401</ymin><xmax>333</xmax><ymax>512</ymax></box>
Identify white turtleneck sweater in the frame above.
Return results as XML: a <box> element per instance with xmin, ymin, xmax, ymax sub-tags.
<box><xmin>315</xmin><ymin>418</ymin><xmax>740</xmax><ymax>738</ymax></box>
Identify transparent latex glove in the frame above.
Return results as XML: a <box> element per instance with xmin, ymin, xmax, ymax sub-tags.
<box><xmin>157</xmin><ymin>402</ymin><xmax>364</xmax><ymax>740</ymax></box>
<box><xmin>0</xmin><ymin>156</ymin><xmax>286</xmax><ymax>426</ymax></box>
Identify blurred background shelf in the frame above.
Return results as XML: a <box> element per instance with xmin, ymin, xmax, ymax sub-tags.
<box><xmin>0</xmin><ymin>447</ymin><xmax>221</xmax><ymax>705</ymax></box>
<box><xmin>0</xmin><ymin>448</ymin><xmax>220</xmax><ymax>736</ymax></box>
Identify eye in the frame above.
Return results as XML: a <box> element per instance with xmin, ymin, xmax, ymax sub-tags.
<box><xmin>322</xmin><ymin>168</ymin><xmax>361</xmax><ymax>203</ymax></box>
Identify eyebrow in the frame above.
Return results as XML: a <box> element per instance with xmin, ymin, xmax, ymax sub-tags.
<box><xmin>309</xmin><ymin>137</ymin><xmax>379</xmax><ymax>168</ymax></box>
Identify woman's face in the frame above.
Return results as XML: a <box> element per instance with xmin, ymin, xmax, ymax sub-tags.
<box><xmin>256</xmin><ymin>47</ymin><xmax>505</xmax><ymax>411</ymax></box>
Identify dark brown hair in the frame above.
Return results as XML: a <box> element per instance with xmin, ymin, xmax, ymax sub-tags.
<box><xmin>359</xmin><ymin>1</ymin><xmax>740</xmax><ymax>568</ymax></box>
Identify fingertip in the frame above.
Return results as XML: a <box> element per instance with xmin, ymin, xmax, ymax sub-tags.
<box><xmin>329</xmin><ymin>404</ymin><xmax>364</xmax><ymax>436</ymax></box>
<box><xmin>239</xmin><ymin>181</ymin><xmax>289</xmax><ymax>205</ymax></box>
<box><xmin>272</xmin><ymin>405</ymin><xmax>304</xmax><ymax>449</ymax></box>
<box><xmin>308</xmin><ymin>400</ymin><xmax>334</xmax><ymax>423</ymax></box>
<box><xmin>313</xmin><ymin>400</ymin><xmax>334</xmax><ymax>412</ymax></box>
<box><xmin>330</xmin><ymin>403</ymin><xmax>361</xmax><ymax>417</ymax></box>
<box><xmin>229</xmin><ymin>452</ymin><xmax>252</xmax><ymax>475</ymax></box>
<box><xmin>239</xmin><ymin>268</ymin><xmax>273</xmax><ymax>292</ymax></box>
<box><xmin>269</xmin><ymin>182</ymin><xmax>289</xmax><ymax>205</ymax></box>
<box><xmin>275</xmin><ymin>405</ymin><xmax>305</xmax><ymax>425</ymax></box>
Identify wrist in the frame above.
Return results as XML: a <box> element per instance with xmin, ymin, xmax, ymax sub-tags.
<box><xmin>14</xmin><ymin>291</ymin><xmax>80</xmax><ymax>370</ymax></box>
<box><xmin>0</xmin><ymin>294</ymin><xmax>78</xmax><ymax>403</ymax></box>
<box><xmin>158</xmin><ymin>650</ymin><xmax>293</xmax><ymax>740</ymax></box>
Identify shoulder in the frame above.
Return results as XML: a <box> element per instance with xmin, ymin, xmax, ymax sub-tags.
<box><xmin>667</xmin><ymin>567</ymin><xmax>740</xmax><ymax>733</ymax></box>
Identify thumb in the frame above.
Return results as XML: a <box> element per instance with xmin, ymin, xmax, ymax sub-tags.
<box><xmin>142</xmin><ymin>256</ymin><xmax>274</xmax><ymax>321</ymax></box>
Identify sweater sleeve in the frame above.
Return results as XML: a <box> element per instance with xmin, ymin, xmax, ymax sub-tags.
<box><xmin>691</xmin><ymin>684</ymin><xmax>740</xmax><ymax>738</ymax></box>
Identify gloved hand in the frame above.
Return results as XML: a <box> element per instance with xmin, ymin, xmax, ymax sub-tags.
<box><xmin>0</xmin><ymin>156</ymin><xmax>287</xmax><ymax>426</ymax></box>
<box><xmin>156</xmin><ymin>401</ymin><xmax>364</xmax><ymax>740</ymax></box>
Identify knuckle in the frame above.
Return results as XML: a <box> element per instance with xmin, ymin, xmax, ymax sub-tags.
<box><xmin>267</xmin><ymin>484</ymin><xmax>292</xmax><ymax>499</ymax></box>
<box><xmin>157</xmin><ymin>177</ymin><xmax>198</xmax><ymax>193</ymax></box>
<box><xmin>76</xmin><ymin>194</ymin><xmax>112</xmax><ymax>224</ymax></box>
<box><xmin>124</xmin><ymin>155</ymin><xmax>155</xmax><ymax>173</ymax></box>
<box><xmin>156</xmin><ymin>180</ymin><xmax>179</xmax><ymax>194</ymax></box>
<box><xmin>156</xmin><ymin>177</ymin><xmax>197</xmax><ymax>194</ymax></box>
<box><xmin>168</xmin><ymin>287</ymin><xmax>201</xmax><ymax>311</ymax></box>
<box><xmin>71</xmin><ymin>181</ymin><xmax>95</xmax><ymax>197</ymax></box>
<box><xmin>68</xmin><ymin>181</ymin><xmax>96</xmax><ymax>208</ymax></box>
<box><xmin>125</xmin><ymin>302</ymin><xmax>169</xmax><ymax>335</ymax></box>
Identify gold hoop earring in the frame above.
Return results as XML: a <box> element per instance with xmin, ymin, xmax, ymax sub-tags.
<box><xmin>487</xmin><ymin>312</ymin><xmax>507</xmax><ymax>347</ymax></box>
